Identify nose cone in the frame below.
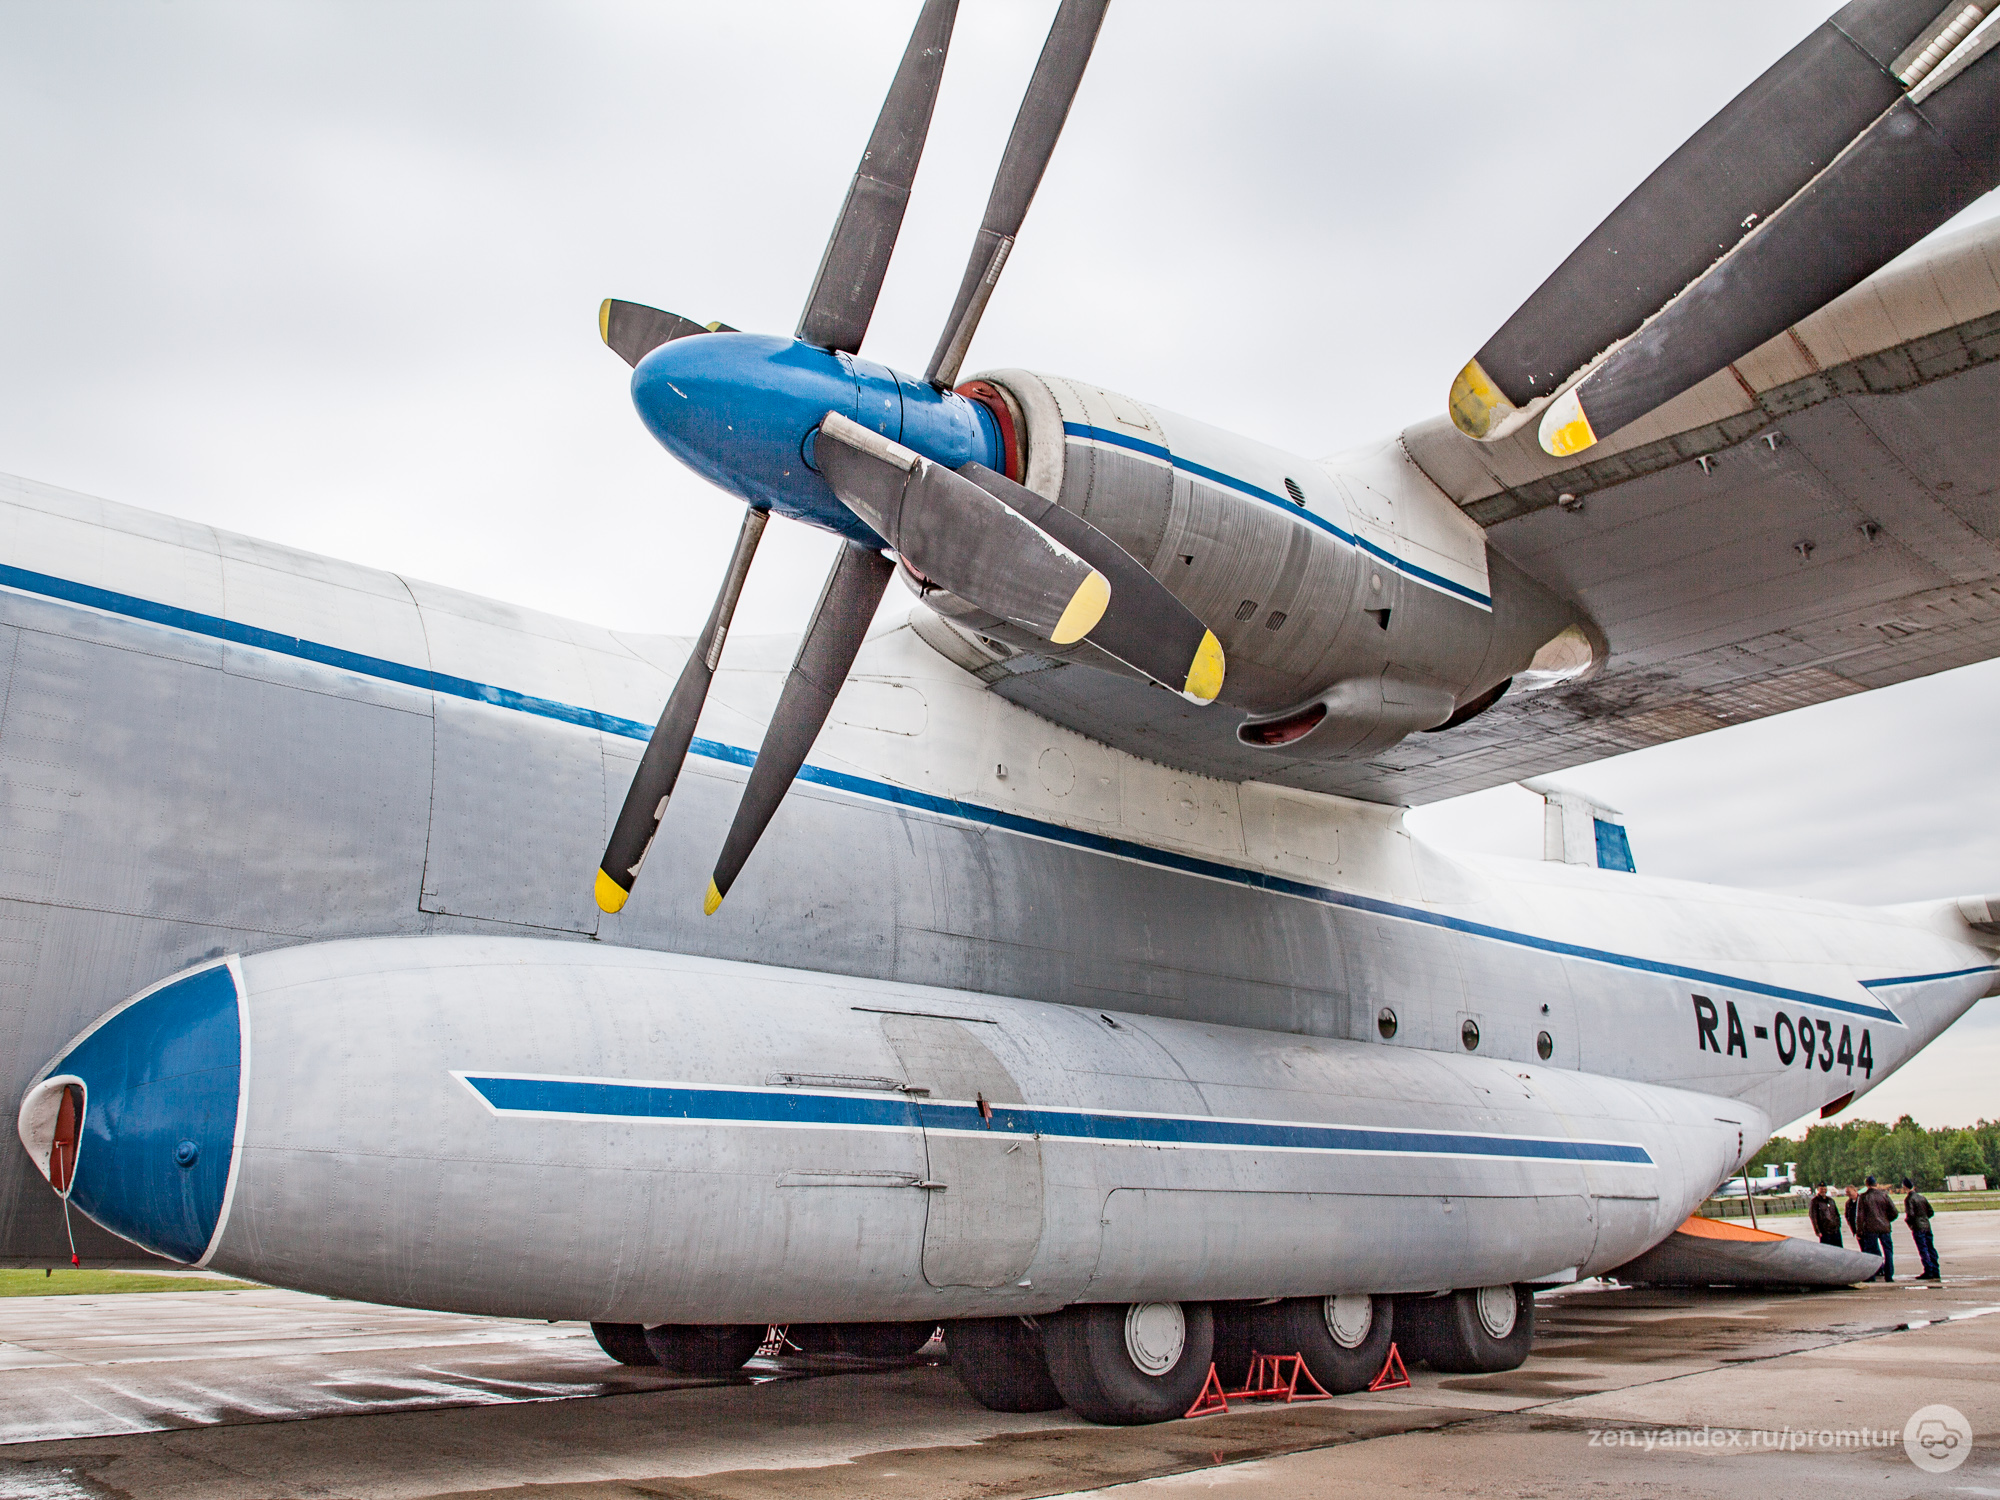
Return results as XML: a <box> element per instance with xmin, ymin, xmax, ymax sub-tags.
<box><xmin>630</xmin><ymin>332</ymin><xmax>998</xmax><ymax>539</ymax></box>
<box><xmin>632</xmin><ymin>332</ymin><xmax>872</xmax><ymax>537</ymax></box>
<box><xmin>16</xmin><ymin>960</ymin><xmax>243</xmax><ymax>1263</ymax></box>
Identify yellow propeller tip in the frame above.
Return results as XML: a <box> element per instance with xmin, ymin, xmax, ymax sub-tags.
<box><xmin>597</xmin><ymin>298</ymin><xmax>613</xmax><ymax>347</ymax></box>
<box><xmin>1539</xmin><ymin>385</ymin><xmax>1598</xmax><ymax>458</ymax></box>
<box><xmin>594</xmin><ymin>869</ymin><xmax>629</xmax><ymax>914</ymax></box>
<box><xmin>1182</xmin><ymin>630</ymin><xmax>1225</xmax><ymax>703</ymax></box>
<box><xmin>703</xmin><ymin>879</ymin><xmax>724</xmax><ymax>916</ymax></box>
<box><xmin>1049</xmin><ymin>569</ymin><xmax>1111</xmax><ymax>645</ymax></box>
<box><xmin>1447</xmin><ymin>357</ymin><xmax>1514</xmax><ymax>441</ymax></box>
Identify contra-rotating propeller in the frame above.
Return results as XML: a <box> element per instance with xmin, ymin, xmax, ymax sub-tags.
<box><xmin>1448</xmin><ymin>0</ymin><xmax>2000</xmax><ymax>457</ymax></box>
<box><xmin>592</xmin><ymin>0</ymin><xmax>1210</xmax><ymax>919</ymax></box>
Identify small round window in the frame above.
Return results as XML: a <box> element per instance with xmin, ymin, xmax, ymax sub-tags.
<box><xmin>1536</xmin><ymin>1030</ymin><xmax>1554</xmax><ymax>1061</ymax></box>
<box><xmin>1377</xmin><ymin>1007</ymin><xmax>1398</xmax><ymax>1040</ymax></box>
<box><xmin>1461</xmin><ymin>1018</ymin><xmax>1480</xmax><ymax>1051</ymax></box>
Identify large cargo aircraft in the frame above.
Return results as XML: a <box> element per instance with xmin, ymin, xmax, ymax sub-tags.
<box><xmin>11</xmin><ymin>0</ymin><xmax>2000</xmax><ymax>1425</ymax></box>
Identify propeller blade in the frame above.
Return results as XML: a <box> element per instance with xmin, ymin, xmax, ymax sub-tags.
<box><xmin>1447</xmin><ymin>0</ymin><xmax>1984</xmax><ymax>443</ymax></box>
<box><xmin>595</xmin><ymin>507</ymin><xmax>769</xmax><ymax>913</ymax></box>
<box><xmin>956</xmin><ymin>462</ymin><xmax>1223</xmax><ymax>704</ymax></box>
<box><xmin>1540</xmin><ymin>32</ymin><xmax>2000</xmax><ymax>456</ymax></box>
<box><xmin>704</xmin><ymin>541</ymin><xmax>895</xmax><ymax>914</ymax></box>
<box><xmin>815</xmin><ymin>412</ymin><xmax>1109</xmax><ymax>646</ymax></box>
<box><xmin>924</xmin><ymin>0</ymin><xmax>1111</xmax><ymax>388</ymax></box>
<box><xmin>600</xmin><ymin>299</ymin><xmax>734</xmax><ymax>368</ymax></box>
<box><xmin>795</xmin><ymin>0</ymin><xmax>960</xmax><ymax>355</ymax></box>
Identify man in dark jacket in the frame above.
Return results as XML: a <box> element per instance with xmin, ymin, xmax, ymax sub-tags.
<box><xmin>1903</xmin><ymin>1179</ymin><xmax>1940</xmax><ymax>1280</ymax></box>
<box><xmin>1856</xmin><ymin>1177</ymin><xmax>1897</xmax><ymax>1281</ymax></box>
<box><xmin>1844</xmin><ymin>1186</ymin><xmax>1860</xmax><ymax>1238</ymax></box>
<box><xmin>1809</xmin><ymin>1185</ymin><xmax>1843</xmax><ymax>1247</ymax></box>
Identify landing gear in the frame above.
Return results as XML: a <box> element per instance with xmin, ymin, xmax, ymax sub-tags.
<box><xmin>641</xmin><ymin>1323</ymin><xmax>767</xmax><ymax>1375</ymax></box>
<box><xmin>944</xmin><ymin>1317</ymin><xmax>1066</xmax><ymax>1412</ymax></box>
<box><xmin>1246</xmin><ymin>1294</ymin><xmax>1395</xmax><ymax>1393</ymax></box>
<box><xmin>818</xmin><ymin>1322</ymin><xmax>939</xmax><ymax>1361</ymax></box>
<box><xmin>591</xmin><ymin>1322</ymin><xmax>658</xmax><ymax>1366</ymax></box>
<box><xmin>1042</xmin><ymin>1301</ymin><xmax>1214</xmax><ymax>1424</ymax></box>
<box><xmin>1395</xmin><ymin>1285</ymin><xmax>1533</xmax><ymax>1373</ymax></box>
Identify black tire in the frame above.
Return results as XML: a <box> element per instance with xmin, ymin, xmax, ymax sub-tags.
<box><xmin>1208</xmin><ymin>1303</ymin><xmax>1258</xmax><ymax>1389</ymax></box>
<box><xmin>591</xmin><ymin>1322</ymin><xmax>659</xmax><ymax>1366</ymax></box>
<box><xmin>642</xmin><ymin>1323</ymin><xmax>767</xmax><ymax>1375</ymax></box>
<box><xmin>944</xmin><ymin>1318</ymin><xmax>1067</xmax><ymax>1412</ymax></box>
<box><xmin>831</xmin><ymin>1322</ymin><xmax>938</xmax><ymax>1361</ymax></box>
<box><xmin>1041</xmin><ymin>1302</ymin><xmax>1214</xmax><ymax>1425</ymax></box>
<box><xmin>1394</xmin><ymin>1286</ymin><xmax>1533</xmax><ymax>1374</ymax></box>
<box><xmin>1247</xmin><ymin>1294</ymin><xmax>1394</xmax><ymax>1394</ymax></box>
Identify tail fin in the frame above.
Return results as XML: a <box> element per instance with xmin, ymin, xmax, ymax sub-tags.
<box><xmin>1521</xmin><ymin>779</ymin><xmax>1635</xmax><ymax>873</ymax></box>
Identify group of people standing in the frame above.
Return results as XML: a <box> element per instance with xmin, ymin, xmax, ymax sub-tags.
<box><xmin>1808</xmin><ymin>1178</ymin><xmax>1940</xmax><ymax>1280</ymax></box>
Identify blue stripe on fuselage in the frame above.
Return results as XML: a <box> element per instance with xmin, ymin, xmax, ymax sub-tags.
<box><xmin>0</xmin><ymin>559</ymin><xmax>1909</xmax><ymax>1025</ymax></box>
<box><xmin>459</xmin><ymin>1075</ymin><xmax>1656</xmax><ymax>1165</ymax></box>
<box><xmin>1059</xmin><ymin>422</ymin><xmax>1494</xmax><ymax>610</ymax></box>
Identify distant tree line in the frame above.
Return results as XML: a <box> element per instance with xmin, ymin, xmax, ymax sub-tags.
<box><xmin>1744</xmin><ymin>1116</ymin><xmax>1998</xmax><ymax>1191</ymax></box>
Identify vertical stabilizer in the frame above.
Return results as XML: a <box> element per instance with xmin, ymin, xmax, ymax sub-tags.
<box><xmin>1522</xmin><ymin>779</ymin><xmax>1635</xmax><ymax>873</ymax></box>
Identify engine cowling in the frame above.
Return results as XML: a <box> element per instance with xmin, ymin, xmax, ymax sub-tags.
<box><xmin>929</xmin><ymin>370</ymin><xmax>1597</xmax><ymax>756</ymax></box>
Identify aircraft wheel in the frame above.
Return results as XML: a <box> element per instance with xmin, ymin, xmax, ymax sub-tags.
<box><xmin>1394</xmin><ymin>1285</ymin><xmax>1533</xmax><ymax>1373</ymax></box>
<box><xmin>1247</xmin><ymin>1294</ymin><xmax>1394</xmax><ymax>1393</ymax></box>
<box><xmin>831</xmin><ymin>1322</ymin><xmax>938</xmax><ymax>1360</ymax></box>
<box><xmin>642</xmin><ymin>1323</ymin><xmax>767</xmax><ymax>1375</ymax></box>
<box><xmin>1042</xmin><ymin>1301</ymin><xmax>1214</xmax><ymax>1424</ymax></box>
<box><xmin>590</xmin><ymin>1322</ymin><xmax>659</xmax><ymax>1366</ymax></box>
<box><xmin>944</xmin><ymin>1317</ymin><xmax>1066</xmax><ymax>1412</ymax></box>
<box><xmin>1207</xmin><ymin>1302</ymin><xmax>1258</xmax><ymax>1388</ymax></box>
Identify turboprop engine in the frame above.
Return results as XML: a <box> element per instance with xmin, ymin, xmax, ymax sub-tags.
<box><xmin>933</xmin><ymin>370</ymin><xmax>1602</xmax><ymax>756</ymax></box>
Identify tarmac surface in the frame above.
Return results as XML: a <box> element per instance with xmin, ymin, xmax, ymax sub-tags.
<box><xmin>1</xmin><ymin>1211</ymin><xmax>1995</xmax><ymax>1499</ymax></box>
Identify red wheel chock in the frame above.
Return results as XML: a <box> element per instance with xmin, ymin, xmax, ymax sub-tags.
<box><xmin>1184</xmin><ymin>1351</ymin><xmax>1333</xmax><ymax>1418</ymax></box>
<box><xmin>1185</xmin><ymin>1362</ymin><xmax>1230</xmax><ymax>1417</ymax></box>
<box><xmin>1366</xmin><ymin>1341</ymin><xmax>1411</xmax><ymax>1391</ymax></box>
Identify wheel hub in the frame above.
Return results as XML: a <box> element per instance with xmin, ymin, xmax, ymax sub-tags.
<box><xmin>1323</xmin><ymin>1294</ymin><xmax>1373</xmax><ymax>1349</ymax></box>
<box><xmin>1475</xmin><ymin>1285</ymin><xmax>1517</xmax><ymax>1339</ymax></box>
<box><xmin>1123</xmin><ymin>1302</ymin><xmax>1186</xmax><ymax>1375</ymax></box>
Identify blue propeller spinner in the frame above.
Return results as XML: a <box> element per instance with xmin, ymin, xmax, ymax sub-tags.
<box><xmin>629</xmin><ymin>332</ymin><xmax>998</xmax><ymax>543</ymax></box>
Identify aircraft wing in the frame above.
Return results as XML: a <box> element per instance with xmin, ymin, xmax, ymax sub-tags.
<box><xmin>1377</xmin><ymin>213</ymin><xmax>2000</xmax><ymax>804</ymax></box>
<box><xmin>961</xmin><ymin>213</ymin><xmax>2000</xmax><ymax>806</ymax></box>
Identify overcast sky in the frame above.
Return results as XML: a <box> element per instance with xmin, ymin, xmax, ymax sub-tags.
<box><xmin>3</xmin><ymin>2</ymin><xmax>1993</xmax><ymax>1137</ymax></box>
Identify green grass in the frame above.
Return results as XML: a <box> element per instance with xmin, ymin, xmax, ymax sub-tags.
<box><xmin>0</xmin><ymin>1268</ymin><xmax>259</xmax><ymax>1297</ymax></box>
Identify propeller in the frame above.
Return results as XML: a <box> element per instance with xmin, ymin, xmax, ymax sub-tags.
<box><xmin>703</xmin><ymin>541</ymin><xmax>896</xmax><ymax>915</ymax></box>
<box><xmin>699</xmin><ymin>0</ymin><xmax>1119</xmax><ymax>915</ymax></box>
<box><xmin>816</xmin><ymin>412</ymin><xmax>1111</xmax><ymax>649</ymax></box>
<box><xmin>599</xmin><ymin>300</ymin><xmax>734</xmax><ymax>369</ymax></box>
<box><xmin>926</xmin><ymin>0</ymin><xmax>1110</xmax><ymax>388</ymax></box>
<box><xmin>594</xmin><ymin>0</ymin><xmax>961</xmax><ymax>914</ymax></box>
<box><xmin>816</xmin><ymin>414</ymin><xmax>1222</xmax><ymax>700</ymax></box>
<box><xmin>596</xmin><ymin>0</ymin><xmax>1125</xmax><ymax>917</ymax></box>
<box><xmin>1446</xmin><ymin>0</ymin><xmax>2000</xmax><ymax>455</ymax></box>
<box><xmin>796</xmin><ymin>0</ymin><xmax>961</xmax><ymax>355</ymax></box>
<box><xmin>594</xmin><ymin>505</ymin><xmax>765</xmax><ymax>915</ymax></box>
<box><xmin>953</xmin><ymin>460</ymin><xmax>1223</xmax><ymax>703</ymax></box>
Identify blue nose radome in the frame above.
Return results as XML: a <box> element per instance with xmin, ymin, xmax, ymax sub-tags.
<box><xmin>15</xmin><ymin>960</ymin><xmax>243</xmax><ymax>1264</ymax></box>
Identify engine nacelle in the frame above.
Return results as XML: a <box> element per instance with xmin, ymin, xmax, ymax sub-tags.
<box><xmin>930</xmin><ymin>371</ymin><xmax>1598</xmax><ymax>754</ymax></box>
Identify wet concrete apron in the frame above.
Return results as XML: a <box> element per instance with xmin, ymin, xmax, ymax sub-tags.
<box><xmin>2</xmin><ymin>1212</ymin><xmax>1996</xmax><ymax>1498</ymax></box>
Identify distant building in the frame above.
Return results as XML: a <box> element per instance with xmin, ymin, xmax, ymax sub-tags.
<box><xmin>1945</xmin><ymin>1174</ymin><xmax>1988</xmax><ymax>1193</ymax></box>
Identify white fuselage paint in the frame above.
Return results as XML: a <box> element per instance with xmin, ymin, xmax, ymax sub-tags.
<box><xmin>213</xmin><ymin>936</ymin><xmax>1733</xmax><ymax>1322</ymax></box>
<box><xmin>3</xmin><ymin>470</ymin><xmax>1994</xmax><ymax>1309</ymax></box>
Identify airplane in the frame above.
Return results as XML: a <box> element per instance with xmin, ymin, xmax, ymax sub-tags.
<box><xmin>10</xmin><ymin>0</ymin><xmax>2000</xmax><ymax>1426</ymax></box>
